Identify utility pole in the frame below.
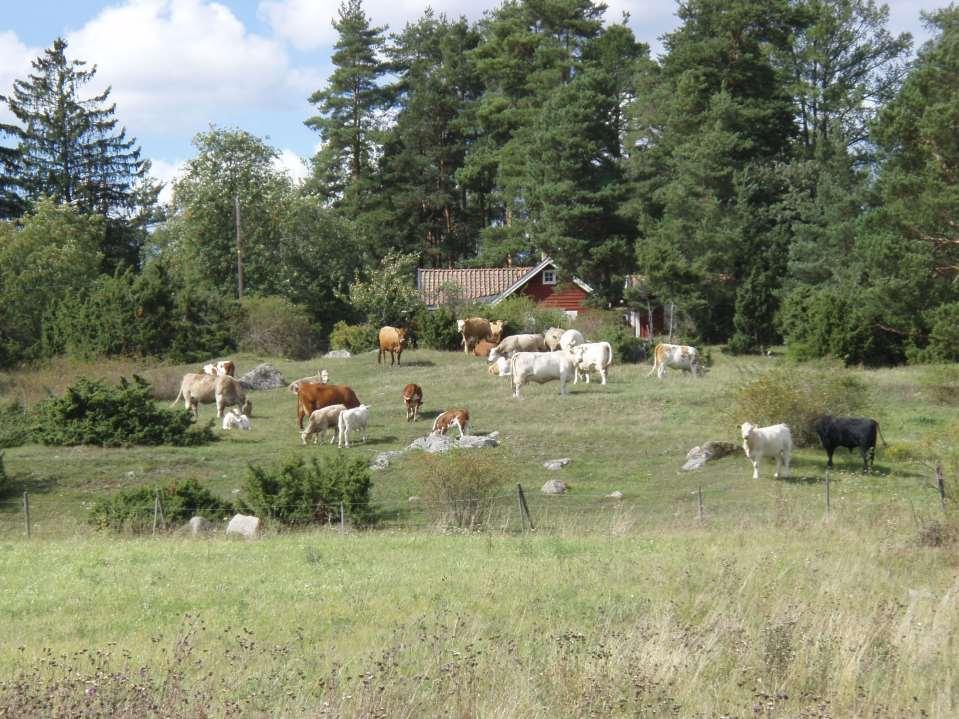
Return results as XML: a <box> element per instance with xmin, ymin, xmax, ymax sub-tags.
<box><xmin>235</xmin><ymin>194</ymin><xmax>244</xmax><ymax>299</ymax></box>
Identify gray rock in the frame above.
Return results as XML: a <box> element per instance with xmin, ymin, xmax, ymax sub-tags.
<box><xmin>409</xmin><ymin>434</ymin><xmax>452</xmax><ymax>453</ymax></box>
<box><xmin>681</xmin><ymin>440</ymin><xmax>740</xmax><ymax>471</ymax></box>
<box><xmin>606</xmin><ymin>491</ymin><xmax>624</xmax><ymax>499</ymax></box>
<box><xmin>225</xmin><ymin>513</ymin><xmax>261</xmax><ymax>539</ymax></box>
<box><xmin>408</xmin><ymin>432</ymin><xmax>500</xmax><ymax>454</ymax></box>
<box><xmin>543</xmin><ymin>457</ymin><xmax>571</xmax><ymax>470</ymax></box>
<box><xmin>456</xmin><ymin>432</ymin><xmax>499</xmax><ymax>449</ymax></box>
<box><xmin>324</xmin><ymin>349</ymin><xmax>352</xmax><ymax>359</ymax></box>
<box><xmin>542</xmin><ymin>479</ymin><xmax>568</xmax><ymax>495</ymax></box>
<box><xmin>370</xmin><ymin>450</ymin><xmax>407</xmax><ymax>470</ymax></box>
<box><xmin>187</xmin><ymin>516</ymin><xmax>214</xmax><ymax>535</ymax></box>
<box><xmin>238</xmin><ymin>363</ymin><xmax>286</xmax><ymax>391</ymax></box>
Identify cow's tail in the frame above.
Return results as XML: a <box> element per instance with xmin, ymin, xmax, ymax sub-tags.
<box><xmin>603</xmin><ymin>342</ymin><xmax>613</xmax><ymax>370</ymax></box>
<box><xmin>171</xmin><ymin>387</ymin><xmax>184</xmax><ymax>407</ymax></box>
<box><xmin>877</xmin><ymin>422</ymin><xmax>888</xmax><ymax>448</ymax></box>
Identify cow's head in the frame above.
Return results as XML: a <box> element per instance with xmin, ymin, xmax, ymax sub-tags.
<box><xmin>320</xmin><ymin>370</ymin><xmax>329</xmax><ymax>384</ymax></box>
<box><xmin>489</xmin><ymin>347</ymin><xmax>502</xmax><ymax>363</ymax></box>
<box><xmin>396</xmin><ymin>327</ymin><xmax>408</xmax><ymax>345</ymax></box>
<box><xmin>489</xmin><ymin>320</ymin><xmax>505</xmax><ymax>342</ymax></box>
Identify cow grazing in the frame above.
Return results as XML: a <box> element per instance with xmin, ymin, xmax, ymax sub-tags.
<box><xmin>301</xmin><ymin>404</ymin><xmax>347</xmax><ymax>445</ymax></box>
<box><xmin>488</xmin><ymin>334</ymin><xmax>548</xmax><ymax>362</ymax></box>
<box><xmin>338</xmin><ymin>405</ymin><xmax>370</xmax><ymax>447</ymax></box>
<box><xmin>222</xmin><ymin>408</ymin><xmax>252</xmax><ymax>431</ymax></box>
<box><xmin>296</xmin><ymin>383</ymin><xmax>361</xmax><ymax>429</ymax></box>
<box><xmin>509</xmin><ymin>351</ymin><xmax>575</xmax><ymax>399</ymax></box>
<box><xmin>544</xmin><ymin>327</ymin><xmax>565</xmax><ymax>351</ymax></box>
<box><xmin>473</xmin><ymin>339</ymin><xmax>497</xmax><ymax>358</ymax></box>
<box><xmin>432</xmin><ymin>408</ymin><xmax>470</xmax><ymax>438</ymax></box>
<box><xmin>647</xmin><ymin>343</ymin><xmax>703</xmax><ymax>378</ymax></box>
<box><xmin>288</xmin><ymin>370</ymin><xmax>329</xmax><ymax>394</ymax></box>
<box><xmin>173</xmin><ymin>373</ymin><xmax>251</xmax><ymax>419</ymax></box>
<box><xmin>558</xmin><ymin>329</ymin><xmax>585</xmax><ymax>352</ymax></box>
<box><xmin>488</xmin><ymin>356</ymin><xmax>511</xmax><ymax>376</ymax></box>
<box><xmin>403</xmin><ymin>383</ymin><xmax>423</xmax><ymax>422</ymax></box>
<box><xmin>378</xmin><ymin>326</ymin><xmax>407</xmax><ymax>366</ymax></box>
<box><xmin>741</xmin><ymin>422</ymin><xmax>792</xmax><ymax>480</ymax></box>
<box><xmin>569</xmin><ymin>342</ymin><xmax>613</xmax><ymax>385</ymax></box>
<box><xmin>813</xmin><ymin>416</ymin><xmax>884</xmax><ymax>472</ymax></box>
<box><xmin>458</xmin><ymin>317</ymin><xmax>505</xmax><ymax>354</ymax></box>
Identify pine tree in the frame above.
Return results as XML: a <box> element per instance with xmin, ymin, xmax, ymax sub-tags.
<box><xmin>3</xmin><ymin>38</ymin><xmax>155</xmax><ymax>269</ymax></box>
<box><xmin>0</xmin><ymin>121</ymin><xmax>24</xmax><ymax>220</ymax></box>
<box><xmin>306</xmin><ymin>0</ymin><xmax>388</xmax><ymax>202</ymax></box>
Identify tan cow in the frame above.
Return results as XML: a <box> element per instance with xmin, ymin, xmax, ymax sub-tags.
<box><xmin>172</xmin><ymin>373</ymin><xmax>252</xmax><ymax>419</ymax></box>
<box><xmin>378</xmin><ymin>326</ymin><xmax>407</xmax><ymax>366</ymax></box>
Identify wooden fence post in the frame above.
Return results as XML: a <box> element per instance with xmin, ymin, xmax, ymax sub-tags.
<box><xmin>339</xmin><ymin>502</ymin><xmax>345</xmax><ymax>533</ymax></box>
<box><xmin>23</xmin><ymin>492</ymin><xmax>30</xmax><ymax>539</ymax></box>
<box><xmin>518</xmin><ymin>483</ymin><xmax>534</xmax><ymax>531</ymax></box>
<box><xmin>697</xmin><ymin>486</ymin><xmax>704</xmax><ymax>523</ymax></box>
<box><xmin>825</xmin><ymin>471</ymin><xmax>831</xmax><ymax>516</ymax></box>
<box><xmin>152</xmin><ymin>491</ymin><xmax>160</xmax><ymax>536</ymax></box>
<box><xmin>936</xmin><ymin>463</ymin><xmax>946</xmax><ymax>511</ymax></box>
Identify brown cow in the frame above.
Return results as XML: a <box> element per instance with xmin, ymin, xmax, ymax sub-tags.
<box><xmin>402</xmin><ymin>383</ymin><xmax>423</xmax><ymax>422</ymax></box>
<box><xmin>457</xmin><ymin>318</ymin><xmax>505</xmax><ymax>355</ymax></box>
<box><xmin>473</xmin><ymin>339</ymin><xmax>496</xmax><ymax>358</ymax></box>
<box><xmin>431</xmin><ymin>408</ymin><xmax>470</xmax><ymax>438</ymax></box>
<box><xmin>378</xmin><ymin>326</ymin><xmax>407</xmax><ymax>366</ymax></box>
<box><xmin>296</xmin><ymin>383</ymin><xmax>360</xmax><ymax>429</ymax></box>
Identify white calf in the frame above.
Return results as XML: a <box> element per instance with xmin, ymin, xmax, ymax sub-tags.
<box><xmin>301</xmin><ymin>404</ymin><xmax>347</xmax><ymax>445</ymax></box>
<box><xmin>509</xmin><ymin>351</ymin><xmax>575</xmax><ymax>398</ymax></box>
<box><xmin>487</xmin><ymin>356</ymin><xmax>511</xmax><ymax>377</ymax></box>
<box><xmin>338</xmin><ymin>404</ymin><xmax>369</xmax><ymax>448</ymax></box>
<box><xmin>741</xmin><ymin>422</ymin><xmax>792</xmax><ymax>479</ymax></box>
<box><xmin>221</xmin><ymin>409</ymin><xmax>251</xmax><ymax>431</ymax></box>
<box><xmin>569</xmin><ymin>342</ymin><xmax>613</xmax><ymax>385</ymax></box>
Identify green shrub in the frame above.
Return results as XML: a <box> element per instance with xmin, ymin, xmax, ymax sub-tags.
<box><xmin>910</xmin><ymin>302</ymin><xmax>959</xmax><ymax>364</ymax></box>
<box><xmin>34</xmin><ymin>376</ymin><xmax>216</xmax><ymax>447</ymax></box>
<box><xmin>0</xmin><ymin>452</ymin><xmax>7</xmax><ymax>496</ymax></box>
<box><xmin>0</xmin><ymin>401</ymin><xmax>30</xmax><ymax>449</ymax></box>
<box><xmin>415</xmin><ymin>453</ymin><xmax>508</xmax><ymax>529</ymax></box>
<box><xmin>596</xmin><ymin>325</ymin><xmax>649</xmax><ymax>364</ymax></box>
<box><xmin>917</xmin><ymin>365</ymin><xmax>959</xmax><ymax>405</ymax></box>
<box><xmin>88</xmin><ymin>479</ymin><xmax>232</xmax><ymax>533</ymax></box>
<box><xmin>414</xmin><ymin>306</ymin><xmax>461</xmax><ymax>351</ymax></box>
<box><xmin>165</xmin><ymin>282</ymin><xmax>241</xmax><ymax>363</ymax></box>
<box><xmin>731</xmin><ymin>365</ymin><xmax>869</xmax><ymax>447</ymax></box>
<box><xmin>238</xmin><ymin>454</ymin><xmax>376</xmax><ymax>527</ymax></box>
<box><xmin>329</xmin><ymin>321</ymin><xmax>378</xmax><ymax>354</ymax></box>
<box><xmin>238</xmin><ymin>295</ymin><xmax>317</xmax><ymax>360</ymax></box>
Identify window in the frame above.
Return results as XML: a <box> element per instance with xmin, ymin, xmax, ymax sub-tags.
<box><xmin>542</xmin><ymin>269</ymin><xmax>556</xmax><ymax>285</ymax></box>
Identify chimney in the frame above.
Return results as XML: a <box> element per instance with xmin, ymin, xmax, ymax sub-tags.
<box><xmin>506</xmin><ymin>256</ymin><xmax>512</xmax><ymax>267</ymax></box>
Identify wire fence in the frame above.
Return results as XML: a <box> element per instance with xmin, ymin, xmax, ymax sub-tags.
<box><xmin>0</xmin><ymin>467</ymin><xmax>952</xmax><ymax>540</ymax></box>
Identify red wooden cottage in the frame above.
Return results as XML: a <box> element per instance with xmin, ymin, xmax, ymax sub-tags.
<box><xmin>416</xmin><ymin>257</ymin><xmax>594</xmax><ymax>320</ymax></box>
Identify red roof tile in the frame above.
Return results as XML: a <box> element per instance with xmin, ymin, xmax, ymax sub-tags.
<box><xmin>417</xmin><ymin>267</ymin><xmax>532</xmax><ymax>305</ymax></box>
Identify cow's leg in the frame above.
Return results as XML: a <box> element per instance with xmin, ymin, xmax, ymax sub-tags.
<box><xmin>826</xmin><ymin>447</ymin><xmax>835</xmax><ymax>469</ymax></box>
<box><xmin>599</xmin><ymin>368</ymin><xmax>607</xmax><ymax>385</ymax></box>
<box><xmin>782</xmin><ymin>449</ymin><xmax>791</xmax><ymax>478</ymax></box>
<box><xmin>343</xmin><ymin>429</ymin><xmax>350</xmax><ymax>448</ymax></box>
<box><xmin>774</xmin><ymin>451</ymin><xmax>782</xmax><ymax>479</ymax></box>
<box><xmin>297</xmin><ymin>402</ymin><xmax>307</xmax><ymax>430</ymax></box>
<box><xmin>860</xmin><ymin>445</ymin><xmax>870</xmax><ymax>472</ymax></box>
<box><xmin>751</xmin><ymin>455</ymin><xmax>761</xmax><ymax>480</ymax></box>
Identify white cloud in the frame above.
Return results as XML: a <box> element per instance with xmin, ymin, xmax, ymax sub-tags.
<box><xmin>65</xmin><ymin>0</ymin><xmax>304</xmax><ymax>134</ymax></box>
<box><xmin>0</xmin><ymin>31</ymin><xmax>38</xmax><ymax>124</ymax></box>
<box><xmin>149</xmin><ymin>157</ymin><xmax>186</xmax><ymax>206</ymax></box>
<box><xmin>272</xmin><ymin>148</ymin><xmax>309</xmax><ymax>184</ymax></box>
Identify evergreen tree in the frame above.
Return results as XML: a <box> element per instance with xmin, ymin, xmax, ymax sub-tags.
<box><xmin>3</xmin><ymin>38</ymin><xmax>156</xmax><ymax>269</ymax></box>
<box><xmin>0</xmin><ymin>122</ymin><xmax>23</xmax><ymax>220</ymax></box>
<box><xmin>306</xmin><ymin>0</ymin><xmax>388</xmax><ymax>202</ymax></box>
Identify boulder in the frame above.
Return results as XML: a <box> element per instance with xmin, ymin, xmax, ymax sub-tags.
<box><xmin>238</xmin><ymin>363</ymin><xmax>286</xmax><ymax>391</ymax></box>
<box><xmin>370</xmin><ymin>450</ymin><xmax>407</xmax><ymax>470</ymax></box>
<box><xmin>226</xmin><ymin>513</ymin><xmax>261</xmax><ymax>539</ymax></box>
<box><xmin>408</xmin><ymin>432</ymin><xmax>499</xmax><ymax>454</ymax></box>
<box><xmin>606</xmin><ymin>491</ymin><xmax>624</xmax><ymax>500</ymax></box>
<box><xmin>409</xmin><ymin>434</ymin><xmax>452</xmax><ymax>453</ymax></box>
<box><xmin>324</xmin><ymin>349</ymin><xmax>352</xmax><ymax>359</ymax></box>
<box><xmin>187</xmin><ymin>516</ymin><xmax>214</xmax><ymax>535</ymax></box>
<box><xmin>681</xmin><ymin>440</ymin><xmax>740</xmax><ymax>471</ymax></box>
<box><xmin>456</xmin><ymin>432</ymin><xmax>499</xmax><ymax>449</ymax></box>
<box><xmin>543</xmin><ymin>458</ymin><xmax>571</xmax><ymax>471</ymax></box>
<box><xmin>542</xmin><ymin>479</ymin><xmax>568</xmax><ymax>495</ymax></box>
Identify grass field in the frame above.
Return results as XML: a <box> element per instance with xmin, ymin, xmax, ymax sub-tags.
<box><xmin>1</xmin><ymin>349</ymin><xmax>957</xmax><ymax>716</ymax></box>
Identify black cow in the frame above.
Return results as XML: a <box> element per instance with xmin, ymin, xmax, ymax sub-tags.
<box><xmin>813</xmin><ymin>416</ymin><xmax>883</xmax><ymax>472</ymax></box>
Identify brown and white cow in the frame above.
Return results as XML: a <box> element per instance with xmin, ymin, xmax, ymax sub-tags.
<box><xmin>402</xmin><ymin>383</ymin><xmax>423</xmax><ymax>422</ymax></box>
<box><xmin>296</xmin><ymin>383</ymin><xmax>361</xmax><ymax>429</ymax></box>
<box><xmin>457</xmin><ymin>318</ymin><xmax>505</xmax><ymax>354</ymax></box>
<box><xmin>646</xmin><ymin>343</ymin><xmax>703</xmax><ymax>378</ymax></box>
<box><xmin>432</xmin><ymin>408</ymin><xmax>470</xmax><ymax>438</ymax></box>
<box><xmin>378</xmin><ymin>326</ymin><xmax>408</xmax><ymax>366</ymax></box>
<box><xmin>173</xmin><ymin>373</ymin><xmax>251</xmax><ymax>419</ymax></box>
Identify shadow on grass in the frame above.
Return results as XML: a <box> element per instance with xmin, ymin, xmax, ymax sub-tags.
<box><xmin>394</xmin><ymin>360</ymin><xmax>436</xmax><ymax>368</ymax></box>
<box><xmin>360</xmin><ymin>435</ymin><xmax>399</xmax><ymax>446</ymax></box>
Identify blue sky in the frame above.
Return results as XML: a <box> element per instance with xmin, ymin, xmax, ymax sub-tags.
<box><xmin>0</xmin><ymin>0</ymin><xmax>940</xmax><ymax>199</ymax></box>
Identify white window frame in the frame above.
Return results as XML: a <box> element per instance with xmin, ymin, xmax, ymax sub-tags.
<box><xmin>542</xmin><ymin>269</ymin><xmax>557</xmax><ymax>285</ymax></box>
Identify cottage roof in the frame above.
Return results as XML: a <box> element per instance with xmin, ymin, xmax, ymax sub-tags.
<box><xmin>416</xmin><ymin>266</ymin><xmax>531</xmax><ymax>306</ymax></box>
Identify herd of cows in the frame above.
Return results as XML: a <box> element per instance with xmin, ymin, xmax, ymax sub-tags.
<box><xmin>170</xmin><ymin>317</ymin><xmax>887</xmax><ymax>479</ymax></box>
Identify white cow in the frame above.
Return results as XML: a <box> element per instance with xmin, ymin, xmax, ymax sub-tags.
<box><xmin>558</xmin><ymin>329</ymin><xmax>585</xmax><ymax>352</ymax></box>
<box><xmin>221</xmin><ymin>409</ymin><xmax>252</xmax><ymax>431</ymax></box>
<box><xmin>509</xmin><ymin>351</ymin><xmax>575</xmax><ymax>398</ymax></box>
<box><xmin>487</xmin><ymin>356</ymin><xmax>511</xmax><ymax>377</ymax></box>
<box><xmin>741</xmin><ymin>422</ymin><xmax>792</xmax><ymax>480</ymax></box>
<box><xmin>301</xmin><ymin>404</ymin><xmax>347</xmax><ymax>445</ymax></box>
<box><xmin>488</xmin><ymin>334</ymin><xmax>548</xmax><ymax>362</ymax></box>
<box><xmin>568</xmin><ymin>341</ymin><xmax>613</xmax><ymax>385</ymax></box>
<box><xmin>646</xmin><ymin>343</ymin><xmax>703</xmax><ymax>378</ymax></box>
<box><xmin>338</xmin><ymin>405</ymin><xmax>370</xmax><ymax>448</ymax></box>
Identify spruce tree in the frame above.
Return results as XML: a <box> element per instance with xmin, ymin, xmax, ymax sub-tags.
<box><xmin>0</xmin><ymin>121</ymin><xmax>24</xmax><ymax>219</ymax></box>
<box><xmin>3</xmin><ymin>38</ymin><xmax>155</xmax><ymax>269</ymax></box>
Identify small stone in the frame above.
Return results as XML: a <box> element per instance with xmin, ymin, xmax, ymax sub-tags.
<box><xmin>408</xmin><ymin>496</ymin><xmax>421</xmax><ymax>503</ymax></box>
<box><xmin>125</xmin><ymin>471</ymin><xmax>135</xmax><ymax>479</ymax></box>
<box><xmin>370</xmin><ymin>450</ymin><xmax>406</xmax><ymax>470</ymax></box>
<box><xmin>681</xmin><ymin>440</ymin><xmax>739</xmax><ymax>471</ymax></box>
<box><xmin>543</xmin><ymin>458</ymin><xmax>571</xmax><ymax>470</ymax></box>
<box><xmin>226</xmin><ymin>513</ymin><xmax>260</xmax><ymax>539</ymax></box>
<box><xmin>324</xmin><ymin>349</ymin><xmax>352</xmax><ymax>359</ymax></box>
<box><xmin>187</xmin><ymin>516</ymin><xmax>213</xmax><ymax>535</ymax></box>
<box><xmin>542</xmin><ymin>479</ymin><xmax>568</xmax><ymax>495</ymax></box>
<box><xmin>606</xmin><ymin>491</ymin><xmax>624</xmax><ymax>499</ymax></box>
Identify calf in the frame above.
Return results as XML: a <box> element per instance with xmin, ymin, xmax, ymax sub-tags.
<box><xmin>432</xmin><ymin>408</ymin><xmax>470</xmax><ymax>438</ymax></box>
<box><xmin>297</xmin><ymin>383</ymin><xmax>360</xmax><ymax>429</ymax></box>
<box><xmin>221</xmin><ymin>409</ymin><xmax>251</xmax><ymax>431</ymax></box>
<box><xmin>647</xmin><ymin>343</ymin><xmax>702</xmax><ymax>378</ymax></box>
<box><xmin>301</xmin><ymin>404</ymin><xmax>347</xmax><ymax>445</ymax></box>
<box><xmin>403</xmin><ymin>383</ymin><xmax>423</xmax><ymax>422</ymax></box>
<box><xmin>338</xmin><ymin>405</ymin><xmax>370</xmax><ymax>448</ymax></box>
<box><xmin>473</xmin><ymin>339</ymin><xmax>496</xmax><ymax>358</ymax></box>
<box><xmin>813</xmin><ymin>416</ymin><xmax>883</xmax><ymax>472</ymax></box>
<box><xmin>741</xmin><ymin>422</ymin><xmax>792</xmax><ymax>480</ymax></box>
